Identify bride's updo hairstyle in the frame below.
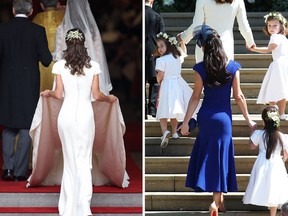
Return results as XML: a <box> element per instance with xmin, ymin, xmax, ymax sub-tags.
<box><xmin>63</xmin><ymin>28</ymin><xmax>92</xmax><ymax>76</ymax></box>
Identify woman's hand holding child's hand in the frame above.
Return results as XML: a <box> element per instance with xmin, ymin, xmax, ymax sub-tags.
<box><xmin>247</xmin><ymin>44</ymin><xmax>256</xmax><ymax>52</ymax></box>
<box><xmin>248</xmin><ymin>120</ymin><xmax>257</xmax><ymax>134</ymax></box>
<box><xmin>246</xmin><ymin>44</ymin><xmax>256</xmax><ymax>51</ymax></box>
<box><xmin>178</xmin><ymin>122</ymin><xmax>189</xmax><ymax>136</ymax></box>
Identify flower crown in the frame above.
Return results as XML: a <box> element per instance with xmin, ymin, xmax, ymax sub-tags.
<box><xmin>157</xmin><ymin>32</ymin><xmax>180</xmax><ymax>47</ymax></box>
<box><xmin>264</xmin><ymin>12</ymin><xmax>287</xmax><ymax>26</ymax></box>
<box><xmin>265</xmin><ymin>110</ymin><xmax>280</xmax><ymax>128</ymax></box>
<box><xmin>65</xmin><ymin>29</ymin><xmax>85</xmax><ymax>42</ymax></box>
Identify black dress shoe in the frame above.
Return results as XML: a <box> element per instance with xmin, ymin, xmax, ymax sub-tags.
<box><xmin>2</xmin><ymin>169</ymin><xmax>14</xmax><ymax>181</ymax></box>
<box><xmin>14</xmin><ymin>176</ymin><xmax>27</xmax><ymax>181</ymax></box>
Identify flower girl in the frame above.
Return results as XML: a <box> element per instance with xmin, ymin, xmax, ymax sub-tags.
<box><xmin>155</xmin><ymin>32</ymin><xmax>199</xmax><ymax>148</ymax></box>
<box><xmin>249</xmin><ymin>12</ymin><xmax>288</xmax><ymax>120</ymax></box>
<box><xmin>243</xmin><ymin>106</ymin><xmax>288</xmax><ymax>216</ymax></box>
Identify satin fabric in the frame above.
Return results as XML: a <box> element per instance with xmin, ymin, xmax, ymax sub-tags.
<box><xmin>27</xmin><ymin>97</ymin><xmax>129</xmax><ymax>188</ymax></box>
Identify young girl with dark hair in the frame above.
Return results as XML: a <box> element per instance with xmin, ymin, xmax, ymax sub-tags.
<box><xmin>179</xmin><ymin>25</ymin><xmax>256</xmax><ymax>215</ymax></box>
<box><xmin>154</xmin><ymin>32</ymin><xmax>199</xmax><ymax>148</ymax></box>
<box><xmin>243</xmin><ymin>106</ymin><xmax>288</xmax><ymax>216</ymax></box>
<box><xmin>41</xmin><ymin>28</ymin><xmax>116</xmax><ymax>216</ymax></box>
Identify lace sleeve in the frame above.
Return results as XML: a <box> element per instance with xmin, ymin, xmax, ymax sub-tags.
<box><xmin>52</xmin><ymin>26</ymin><xmax>65</xmax><ymax>61</ymax></box>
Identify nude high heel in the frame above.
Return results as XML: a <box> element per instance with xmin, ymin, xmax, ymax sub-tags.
<box><xmin>209</xmin><ymin>202</ymin><xmax>218</xmax><ymax>216</ymax></box>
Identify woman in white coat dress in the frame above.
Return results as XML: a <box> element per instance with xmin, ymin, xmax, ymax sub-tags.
<box><xmin>177</xmin><ymin>0</ymin><xmax>255</xmax><ymax>63</ymax></box>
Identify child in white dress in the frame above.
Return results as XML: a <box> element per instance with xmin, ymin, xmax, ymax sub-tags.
<box><xmin>155</xmin><ymin>32</ymin><xmax>198</xmax><ymax>148</ymax></box>
<box><xmin>243</xmin><ymin>106</ymin><xmax>288</xmax><ymax>216</ymax></box>
<box><xmin>249</xmin><ymin>12</ymin><xmax>288</xmax><ymax>120</ymax></box>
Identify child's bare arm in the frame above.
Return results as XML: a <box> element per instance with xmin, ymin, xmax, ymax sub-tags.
<box><xmin>248</xmin><ymin>138</ymin><xmax>258</xmax><ymax>150</ymax></box>
<box><xmin>249</xmin><ymin>43</ymin><xmax>277</xmax><ymax>54</ymax></box>
<box><xmin>156</xmin><ymin>70</ymin><xmax>164</xmax><ymax>84</ymax></box>
<box><xmin>179</xmin><ymin>41</ymin><xmax>187</xmax><ymax>55</ymax></box>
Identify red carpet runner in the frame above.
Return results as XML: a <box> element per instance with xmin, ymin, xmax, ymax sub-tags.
<box><xmin>0</xmin><ymin>124</ymin><xmax>142</xmax><ymax>214</ymax></box>
<box><xmin>0</xmin><ymin>207</ymin><xmax>142</xmax><ymax>214</ymax></box>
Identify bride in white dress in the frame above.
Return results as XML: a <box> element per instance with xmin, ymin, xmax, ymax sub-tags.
<box><xmin>40</xmin><ymin>28</ymin><xmax>117</xmax><ymax>216</ymax></box>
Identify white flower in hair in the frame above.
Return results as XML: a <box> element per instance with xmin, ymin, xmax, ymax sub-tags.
<box><xmin>266</xmin><ymin>110</ymin><xmax>280</xmax><ymax>127</ymax></box>
<box><xmin>66</xmin><ymin>30</ymin><xmax>84</xmax><ymax>41</ymax></box>
<box><xmin>264</xmin><ymin>12</ymin><xmax>287</xmax><ymax>25</ymax></box>
<box><xmin>157</xmin><ymin>32</ymin><xmax>180</xmax><ymax>47</ymax></box>
<box><xmin>157</xmin><ymin>32</ymin><xmax>163</xmax><ymax>37</ymax></box>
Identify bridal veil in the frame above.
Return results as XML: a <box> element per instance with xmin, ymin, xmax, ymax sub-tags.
<box><xmin>53</xmin><ymin>0</ymin><xmax>112</xmax><ymax>95</ymax></box>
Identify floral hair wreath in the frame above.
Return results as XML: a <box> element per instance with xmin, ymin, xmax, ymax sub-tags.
<box><xmin>264</xmin><ymin>12</ymin><xmax>287</xmax><ymax>26</ymax></box>
<box><xmin>266</xmin><ymin>110</ymin><xmax>280</xmax><ymax>128</ymax></box>
<box><xmin>157</xmin><ymin>32</ymin><xmax>180</xmax><ymax>47</ymax></box>
<box><xmin>65</xmin><ymin>29</ymin><xmax>85</xmax><ymax>42</ymax></box>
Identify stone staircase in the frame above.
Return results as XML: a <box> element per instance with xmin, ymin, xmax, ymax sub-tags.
<box><xmin>145</xmin><ymin>12</ymin><xmax>288</xmax><ymax>215</ymax></box>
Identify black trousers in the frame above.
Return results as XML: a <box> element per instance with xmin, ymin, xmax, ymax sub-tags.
<box><xmin>145</xmin><ymin>56</ymin><xmax>159</xmax><ymax>117</ymax></box>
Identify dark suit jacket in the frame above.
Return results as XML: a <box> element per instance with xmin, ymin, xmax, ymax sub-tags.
<box><xmin>0</xmin><ymin>17</ymin><xmax>52</xmax><ymax>129</ymax></box>
<box><xmin>145</xmin><ymin>5</ymin><xmax>164</xmax><ymax>78</ymax></box>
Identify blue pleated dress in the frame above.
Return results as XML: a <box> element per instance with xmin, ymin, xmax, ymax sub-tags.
<box><xmin>185</xmin><ymin>60</ymin><xmax>240</xmax><ymax>193</ymax></box>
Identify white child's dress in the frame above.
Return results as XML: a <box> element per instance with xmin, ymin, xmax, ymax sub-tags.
<box><xmin>155</xmin><ymin>53</ymin><xmax>195</xmax><ymax>120</ymax></box>
<box><xmin>257</xmin><ymin>34</ymin><xmax>288</xmax><ymax>104</ymax></box>
<box><xmin>243</xmin><ymin>130</ymin><xmax>288</xmax><ymax>207</ymax></box>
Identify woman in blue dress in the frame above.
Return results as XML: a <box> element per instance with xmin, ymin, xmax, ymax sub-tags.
<box><xmin>179</xmin><ymin>25</ymin><xmax>257</xmax><ymax>216</ymax></box>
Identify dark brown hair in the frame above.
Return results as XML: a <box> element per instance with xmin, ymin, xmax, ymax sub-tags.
<box><xmin>262</xmin><ymin>106</ymin><xmax>283</xmax><ymax>159</ymax></box>
<box><xmin>154</xmin><ymin>37</ymin><xmax>181</xmax><ymax>59</ymax></box>
<box><xmin>63</xmin><ymin>28</ymin><xmax>92</xmax><ymax>75</ymax></box>
<box><xmin>215</xmin><ymin>0</ymin><xmax>233</xmax><ymax>4</ymax></box>
<box><xmin>203</xmin><ymin>33</ymin><xmax>231</xmax><ymax>87</ymax></box>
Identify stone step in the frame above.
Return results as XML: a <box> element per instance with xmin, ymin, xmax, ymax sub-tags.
<box><xmin>145</xmin><ymin>192</ymin><xmax>266</xmax><ymax>211</ymax></box>
<box><xmin>181</xmin><ymin>67</ymin><xmax>266</xmax><ymax>83</ymax></box>
<box><xmin>145</xmin><ymin>114</ymin><xmax>288</xmax><ymax>137</ymax></box>
<box><xmin>165</xmin><ymin>26</ymin><xmax>268</xmax><ymax>41</ymax></box>
<box><xmin>161</xmin><ymin>12</ymin><xmax>272</xmax><ymax>28</ymax></box>
<box><xmin>146</xmin><ymin>82</ymin><xmax>262</xmax><ymax>99</ymax></box>
<box><xmin>182</xmin><ymin>54</ymin><xmax>272</xmax><ymax>68</ymax></box>
<box><xmin>168</xmin><ymin>38</ymin><xmax>268</xmax><ymax>54</ymax></box>
<box><xmin>0</xmin><ymin>192</ymin><xmax>142</xmax><ymax>208</ymax></box>
<box><xmin>145</xmin><ymin>156</ymin><xmax>269</xmax><ymax>174</ymax></box>
<box><xmin>145</xmin><ymin>137</ymin><xmax>259</xmax><ymax>156</ymax></box>
<box><xmin>145</xmin><ymin>174</ymin><xmax>255</xmax><ymax>192</ymax></box>
<box><xmin>145</xmin><ymin>98</ymin><xmax>269</xmax><ymax>114</ymax></box>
